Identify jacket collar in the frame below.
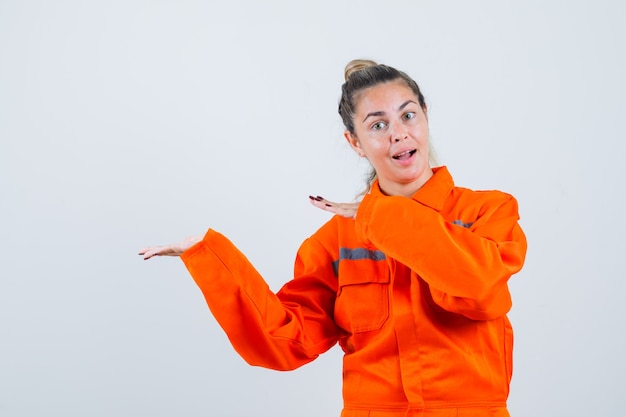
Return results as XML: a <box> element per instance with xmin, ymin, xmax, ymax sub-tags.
<box><xmin>371</xmin><ymin>166</ymin><xmax>454</xmax><ymax>211</ymax></box>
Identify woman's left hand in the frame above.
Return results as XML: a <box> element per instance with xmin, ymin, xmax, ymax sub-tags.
<box><xmin>309</xmin><ymin>195</ymin><xmax>360</xmax><ymax>219</ymax></box>
<box><xmin>138</xmin><ymin>234</ymin><xmax>203</xmax><ymax>260</ymax></box>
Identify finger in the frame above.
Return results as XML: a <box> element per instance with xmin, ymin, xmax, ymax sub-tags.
<box><xmin>143</xmin><ymin>248</ymin><xmax>163</xmax><ymax>260</ymax></box>
<box><xmin>309</xmin><ymin>195</ymin><xmax>324</xmax><ymax>204</ymax></box>
<box><xmin>316</xmin><ymin>195</ymin><xmax>340</xmax><ymax>206</ymax></box>
<box><xmin>140</xmin><ymin>246</ymin><xmax>166</xmax><ymax>260</ymax></box>
<box><xmin>309</xmin><ymin>195</ymin><xmax>338</xmax><ymax>207</ymax></box>
<box><xmin>138</xmin><ymin>246</ymin><xmax>160</xmax><ymax>256</ymax></box>
<box><xmin>309</xmin><ymin>200</ymin><xmax>340</xmax><ymax>215</ymax></box>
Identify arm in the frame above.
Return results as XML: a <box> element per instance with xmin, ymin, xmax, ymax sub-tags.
<box><xmin>181</xmin><ymin>229</ymin><xmax>340</xmax><ymax>370</ymax></box>
<box><xmin>355</xmin><ymin>192</ymin><xmax>527</xmax><ymax>320</ymax></box>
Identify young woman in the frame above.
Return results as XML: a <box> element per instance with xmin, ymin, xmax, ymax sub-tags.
<box><xmin>139</xmin><ymin>60</ymin><xmax>527</xmax><ymax>417</ymax></box>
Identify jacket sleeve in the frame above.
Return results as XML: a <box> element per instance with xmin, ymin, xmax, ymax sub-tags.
<box><xmin>355</xmin><ymin>193</ymin><xmax>527</xmax><ymax>320</ymax></box>
<box><xmin>181</xmin><ymin>229</ymin><xmax>340</xmax><ymax>371</ymax></box>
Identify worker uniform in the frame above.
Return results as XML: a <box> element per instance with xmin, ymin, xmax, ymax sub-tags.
<box><xmin>181</xmin><ymin>166</ymin><xmax>527</xmax><ymax>417</ymax></box>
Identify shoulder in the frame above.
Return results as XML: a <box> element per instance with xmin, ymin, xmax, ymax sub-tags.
<box><xmin>439</xmin><ymin>167</ymin><xmax>517</xmax><ymax>205</ymax></box>
<box><xmin>445</xmin><ymin>183</ymin><xmax>521</xmax><ymax>225</ymax></box>
<box><xmin>452</xmin><ymin>185</ymin><xmax>516</xmax><ymax>205</ymax></box>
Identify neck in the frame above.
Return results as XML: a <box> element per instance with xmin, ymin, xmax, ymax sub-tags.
<box><xmin>378</xmin><ymin>168</ymin><xmax>434</xmax><ymax>197</ymax></box>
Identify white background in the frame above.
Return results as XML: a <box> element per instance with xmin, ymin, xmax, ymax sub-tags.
<box><xmin>1</xmin><ymin>1</ymin><xmax>624</xmax><ymax>416</ymax></box>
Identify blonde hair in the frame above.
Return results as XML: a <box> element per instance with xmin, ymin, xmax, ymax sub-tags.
<box><xmin>344</xmin><ymin>59</ymin><xmax>379</xmax><ymax>81</ymax></box>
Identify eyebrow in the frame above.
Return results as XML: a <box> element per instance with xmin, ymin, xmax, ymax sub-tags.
<box><xmin>362</xmin><ymin>100</ymin><xmax>418</xmax><ymax>122</ymax></box>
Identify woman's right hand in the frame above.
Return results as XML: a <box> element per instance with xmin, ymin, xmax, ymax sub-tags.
<box><xmin>138</xmin><ymin>234</ymin><xmax>203</xmax><ymax>260</ymax></box>
<box><xmin>309</xmin><ymin>195</ymin><xmax>360</xmax><ymax>219</ymax></box>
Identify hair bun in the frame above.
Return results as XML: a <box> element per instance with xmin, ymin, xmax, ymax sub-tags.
<box><xmin>344</xmin><ymin>59</ymin><xmax>378</xmax><ymax>81</ymax></box>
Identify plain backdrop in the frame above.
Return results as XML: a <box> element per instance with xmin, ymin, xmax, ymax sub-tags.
<box><xmin>1</xmin><ymin>1</ymin><xmax>624</xmax><ymax>416</ymax></box>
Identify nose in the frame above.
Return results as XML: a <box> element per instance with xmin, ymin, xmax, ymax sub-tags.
<box><xmin>390</xmin><ymin>122</ymin><xmax>408</xmax><ymax>142</ymax></box>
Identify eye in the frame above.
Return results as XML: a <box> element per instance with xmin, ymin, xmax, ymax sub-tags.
<box><xmin>371</xmin><ymin>121</ymin><xmax>387</xmax><ymax>131</ymax></box>
<box><xmin>403</xmin><ymin>111</ymin><xmax>416</xmax><ymax>121</ymax></box>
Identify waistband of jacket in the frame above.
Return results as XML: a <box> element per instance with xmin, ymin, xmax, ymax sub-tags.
<box><xmin>341</xmin><ymin>403</ymin><xmax>509</xmax><ymax>417</ymax></box>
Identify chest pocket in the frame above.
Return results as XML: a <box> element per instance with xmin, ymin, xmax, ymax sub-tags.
<box><xmin>334</xmin><ymin>251</ymin><xmax>390</xmax><ymax>333</ymax></box>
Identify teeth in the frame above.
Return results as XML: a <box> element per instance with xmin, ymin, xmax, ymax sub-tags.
<box><xmin>393</xmin><ymin>150</ymin><xmax>415</xmax><ymax>159</ymax></box>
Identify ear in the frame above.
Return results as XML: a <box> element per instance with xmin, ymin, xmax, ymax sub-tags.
<box><xmin>344</xmin><ymin>130</ymin><xmax>365</xmax><ymax>157</ymax></box>
<box><xmin>422</xmin><ymin>104</ymin><xmax>428</xmax><ymax>121</ymax></box>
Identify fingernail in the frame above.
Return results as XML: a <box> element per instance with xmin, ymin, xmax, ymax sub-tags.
<box><xmin>308</xmin><ymin>195</ymin><xmax>315</xmax><ymax>200</ymax></box>
<box><xmin>325</xmin><ymin>204</ymin><xmax>332</xmax><ymax>207</ymax></box>
<box><xmin>315</xmin><ymin>196</ymin><xmax>323</xmax><ymax>201</ymax></box>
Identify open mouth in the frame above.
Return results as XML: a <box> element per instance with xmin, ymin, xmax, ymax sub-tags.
<box><xmin>392</xmin><ymin>149</ymin><xmax>417</xmax><ymax>160</ymax></box>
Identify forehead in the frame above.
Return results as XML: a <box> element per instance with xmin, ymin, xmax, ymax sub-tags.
<box><xmin>354</xmin><ymin>80</ymin><xmax>418</xmax><ymax>113</ymax></box>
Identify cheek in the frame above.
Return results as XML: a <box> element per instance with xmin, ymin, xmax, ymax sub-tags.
<box><xmin>416</xmin><ymin>127</ymin><xmax>430</xmax><ymax>147</ymax></box>
<box><xmin>365</xmin><ymin>141</ymin><xmax>388</xmax><ymax>158</ymax></box>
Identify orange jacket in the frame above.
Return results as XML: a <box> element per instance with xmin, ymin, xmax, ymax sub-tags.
<box><xmin>181</xmin><ymin>166</ymin><xmax>527</xmax><ymax>417</ymax></box>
